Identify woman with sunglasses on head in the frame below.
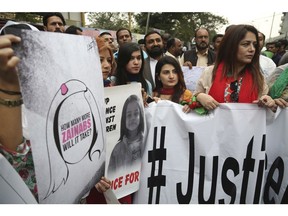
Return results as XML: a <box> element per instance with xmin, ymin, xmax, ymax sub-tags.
<box><xmin>193</xmin><ymin>24</ymin><xmax>276</xmax><ymax>113</ymax></box>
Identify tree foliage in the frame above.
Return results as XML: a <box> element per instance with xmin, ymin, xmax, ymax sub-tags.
<box><xmin>87</xmin><ymin>12</ymin><xmax>228</xmax><ymax>43</ymax></box>
<box><xmin>134</xmin><ymin>12</ymin><xmax>228</xmax><ymax>42</ymax></box>
<box><xmin>87</xmin><ymin>12</ymin><xmax>129</xmax><ymax>30</ymax></box>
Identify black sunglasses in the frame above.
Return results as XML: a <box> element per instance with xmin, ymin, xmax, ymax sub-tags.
<box><xmin>230</xmin><ymin>80</ymin><xmax>239</xmax><ymax>102</ymax></box>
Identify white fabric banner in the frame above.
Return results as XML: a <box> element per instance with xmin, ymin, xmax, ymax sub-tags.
<box><xmin>265</xmin><ymin>108</ymin><xmax>288</xmax><ymax>204</ymax></box>
<box><xmin>133</xmin><ymin>101</ymin><xmax>288</xmax><ymax>204</ymax></box>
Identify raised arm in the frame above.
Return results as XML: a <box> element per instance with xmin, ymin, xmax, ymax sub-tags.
<box><xmin>0</xmin><ymin>34</ymin><xmax>23</xmax><ymax>151</ymax></box>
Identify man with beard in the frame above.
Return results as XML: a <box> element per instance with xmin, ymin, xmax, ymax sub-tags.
<box><xmin>143</xmin><ymin>31</ymin><xmax>165</xmax><ymax>89</ymax></box>
<box><xmin>183</xmin><ymin>28</ymin><xmax>215</xmax><ymax>68</ymax></box>
<box><xmin>43</xmin><ymin>12</ymin><xmax>66</xmax><ymax>33</ymax></box>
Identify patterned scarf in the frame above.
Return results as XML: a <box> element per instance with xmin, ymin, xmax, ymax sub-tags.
<box><xmin>209</xmin><ymin>62</ymin><xmax>258</xmax><ymax>103</ymax></box>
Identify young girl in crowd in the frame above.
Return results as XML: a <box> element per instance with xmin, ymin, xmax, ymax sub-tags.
<box><xmin>193</xmin><ymin>24</ymin><xmax>276</xmax><ymax>112</ymax></box>
<box><xmin>153</xmin><ymin>55</ymin><xmax>200</xmax><ymax>113</ymax></box>
<box><xmin>114</xmin><ymin>42</ymin><xmax>152</xmax><ymax>97</ymax></box>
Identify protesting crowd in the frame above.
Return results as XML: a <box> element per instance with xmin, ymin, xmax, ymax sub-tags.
<box><xmin>0</xmin><ymin>12</ymin><xmax>288</xmax><ymax>204</ymax></box>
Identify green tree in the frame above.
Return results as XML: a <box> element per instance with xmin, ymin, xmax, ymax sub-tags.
<box><xmin>87</xmin><ymin>12</ymin><xmax>129</xmax><ymax>30</ymax></box>
<box><xmin>134</xmin><ymin>12</ymin><xmax>228</xmax><ymax>42</ymax></box>
<box><xmin>14</xmin><ymin>13</ymin><xmax>42</xmax><ymax>23</ymax></box>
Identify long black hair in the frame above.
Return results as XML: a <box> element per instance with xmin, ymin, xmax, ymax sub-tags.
<box><xmin>115</xmin><ymin>42</ymin><xmax>148</xmax><ymax>92</ymax></box>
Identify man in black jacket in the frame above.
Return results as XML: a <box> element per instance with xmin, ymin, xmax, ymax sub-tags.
<box><xmin>183</xmin><ymin>28</ymin><xmax>215</xmax><ymax>68</ymax></box>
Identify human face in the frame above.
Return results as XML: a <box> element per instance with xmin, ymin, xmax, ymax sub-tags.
<box><xmin>267</xmin><ymin>44</ymin><xmax>278</xmax><ymax>54</ymax></box>
<box><xmin>145</xmin><ymin>33</ymin><xmax>164</xmax><ymax>59</ymax></box>
<box><xmin>237</xmin><ymin>31</ymin><xmax>257</xmax><ymax>66</ymax></box>
<box><xmin>125</xmin><ymin>50</ymin><xmax>142</xmax><ymax>74</ymax></box>
<box><xmin>126</xmin><ymin>101</ymin><xmax>140</xmax><ymax>132</ymax></box>
<box><xmin>214</xmin><ymin>36</ymin><xmax>223</xmax><ymax>52</ymax></box>
<box><xmin>117</xmin><ymin>30</ymin><xmax>132</xmax><ymax>47</ymax></box>
<box><xmin>158</xmin><ymin>64</ymin><xmax>179</xmax><ymax>88</ymax></box>
<box><xmin>102</xmin><ymin>34</ymin><xmax>114</xmax><ymax>48</ymax></box>
<box><xmin>195</xmin><ymin>29</ymin><xmax>209</xmax><ymax>51</ymax></box>
<box><xmin>258</xmin><ymin>32</ymin><xmax>264</xmax><ymax>51</ymax></box>
<box><xmin>174</xmin><ymin>39</ymin><xmax>183</xmax><ymax>57</ymax></box>
<box><xmin>99</xmin><ymin>49</ymin><xmax>112</xmax><ymax>80</ymax></box>
<box><xmin>44</xmin><ymin>16</ymin><xmax>65</xmax><ymax>33</ymax></box>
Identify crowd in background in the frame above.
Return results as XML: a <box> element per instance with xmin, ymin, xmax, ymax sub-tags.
<box><xmin>1</xmin><ymin>12</ymin><xmax>288</xmax><ymax>204</ymax></box>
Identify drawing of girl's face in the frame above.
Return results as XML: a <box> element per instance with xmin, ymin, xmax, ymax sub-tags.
<box><xmin>126</xmin><ymin>101</ymin><xmax>140</xmax><ymax>131</ymax></box>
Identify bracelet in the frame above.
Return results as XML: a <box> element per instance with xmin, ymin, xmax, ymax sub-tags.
<box><xmin>0</xmin><ymin>88</ymin><xmax>22</xmax><ymax>95</ymax></box>
<box><xmin>0</xmin><ymin>97</ymin><xmax>23</xmax><ymax>107</ymax></box>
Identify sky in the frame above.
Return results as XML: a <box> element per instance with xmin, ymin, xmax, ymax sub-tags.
<box><xmin>216</xmin><ymin>12</ymin><xmax>283</xmax><ymax>39</ymax></box>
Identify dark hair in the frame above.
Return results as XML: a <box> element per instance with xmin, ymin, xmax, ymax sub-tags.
<box><xmin>138</xmin><ymin>38</ymin><xmax>145</xmax><ymax>45</ymax></box>
<box><xmin>161</xmin><ymin>32</ymin><xmax>172</xmax><ymax>41</ymax></box>
<box><xmin>99</xmin><ymin>31</ymin><xmax>112</xmax><ymax>37</ymax></box>
<box><xmin>213</xmin><ymin>24</ymin><xmax>263</xmax><ymax>95</ymax></box>
<box><xmin>115</xmin><ymin>42</ymin><xmax>148</xmax><ymax>92</ymax></box>
<box><xmin>144</xmin><ymin>30</ymin><xmax>162</xmax><ymax>45</ymax></box>
<box><xmin>212</xmin><ymin>34</ymin><xmax>224</xmax><ymax>43</ymax></box>
<box><xmin>225</xmin><ymin>24</ymin><xmax>236</xmax><ymax>33</ymax></box>
<box><xmin>43</xmin><ymin>12</ymin><xmax>66</xmax><ymax>26</ymax></box>
<box><xmin>166</xmin><ymin>38</ymin><xmax>175</xmax><ymax>50</ymax></box>
<box><xmin>119</xmin><ymin>95</ymin><xmax>144</xmax><ymax>141</ymax></box>
<box><xmin>154</xmin><ymin>56</ymin><xmax>186</xmax><ymax>103</ymax></box>
<box><xmin>278</xmin><ymin>39</ymin><xmax>288</xmax><ymax>48</ymax></box>
<box><xmin>194</xmin><ymin>27</ymin><xmax>209</xmax><ymax>38</ymax></box>
<box><xmin>65</xmin><ymin>25</ymin><xmax>82</xmax><ymax>34</ymax></box>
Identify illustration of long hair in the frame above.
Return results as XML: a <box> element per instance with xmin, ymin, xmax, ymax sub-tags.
<box><xmin>44</xmin><ymin>79</ymin><xmax>104</xmax><ymax>199</ymax></box>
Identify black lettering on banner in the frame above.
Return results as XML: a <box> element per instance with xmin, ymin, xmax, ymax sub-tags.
<box><xmin>240</xmin><ymin>137</ymin><xmax>255</xmax><ymax>204</ymax></box>
<box><xmin>220</xmin><ymin>157</ymin><xmax>239</xmax><ymax>204</ymax></box>
<box><xmin>253</xmin><ymin>134</ymin><xmax>266</xmax><ymax>204</ymax></box>
<box><xmin>147</xmin><ymin>127</ymin><xmax>167</xmax><ymax>204</ymax></box>
<box><xmin>176</xmin><ymin>132</ymin><xmax>195</xmax><ymax>204</ymax></box>
<box><xmin>264</xmin><ymin>157</ymin><xmax>284</xmax><ymax>204</ymax></box>
<box><xmin>281</xmin><ymin>186</ymin><xmax>288</xmax><ymax>204</ymax></box>
<box><xmin>198</xmin><ymin>156</ymin><xmax>218</xmax><ymax>204</ymax></box>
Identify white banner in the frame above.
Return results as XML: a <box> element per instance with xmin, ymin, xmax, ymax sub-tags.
<box><xmin>133</xmin><ymin>101</ymin><xmax>288</xmax><ymax>204</ymax></box>
<box><xmin>265</xmin><ymin>108</ymin><xmax>288</xmax><ymax>203</ymax></box>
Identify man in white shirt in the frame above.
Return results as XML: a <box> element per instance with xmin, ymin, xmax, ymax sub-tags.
<box><xmin>258</xmin><ymin>31</ymin><xmax>276</xmax><ymax>79</ymax></box>
<box><xmin>165</xmin><ymin>37</ymin><xmax>183</xmax><ymax>64</ymax></box>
